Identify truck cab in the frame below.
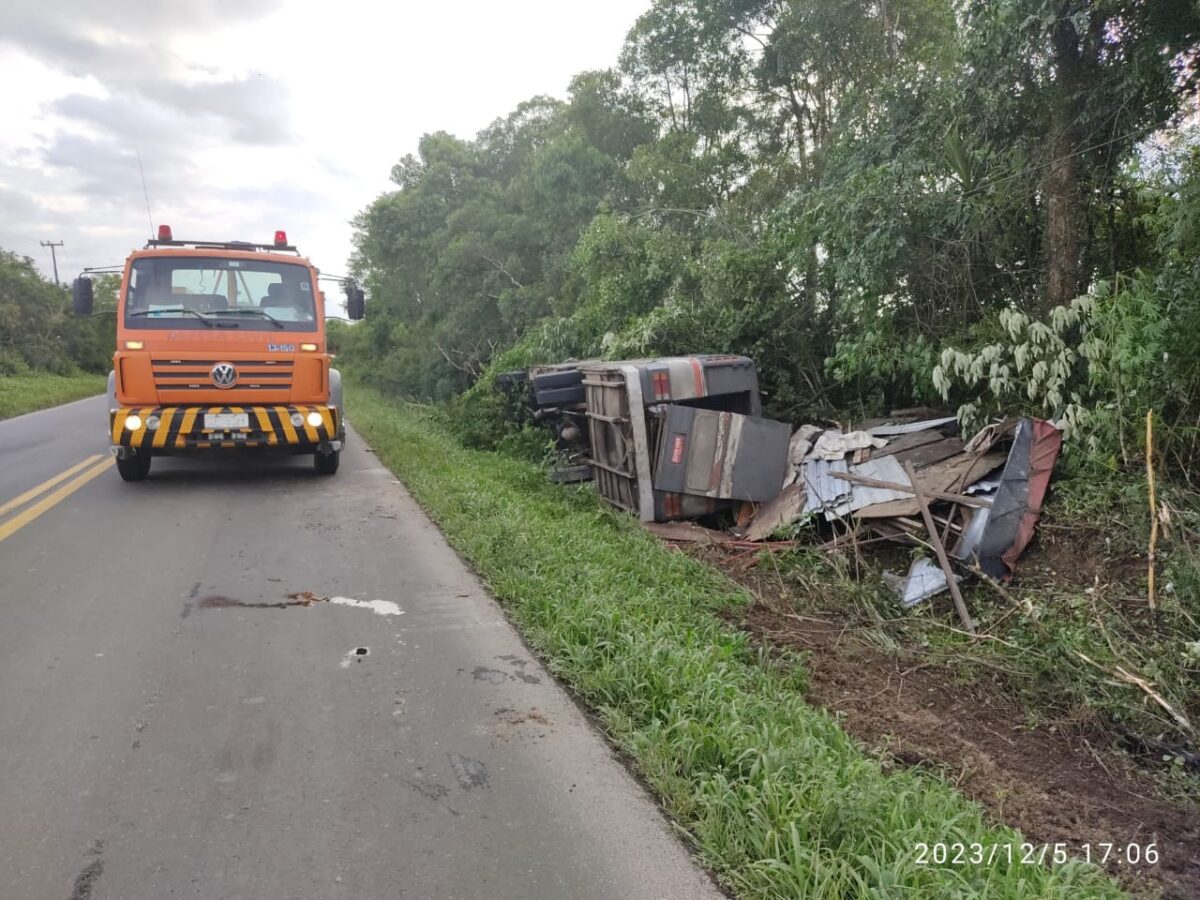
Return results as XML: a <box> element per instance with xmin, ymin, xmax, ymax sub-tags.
<box><xmin>73</xmin><ymin>227</ymin><xmax>364</xmax><ymax>481</ymax></box>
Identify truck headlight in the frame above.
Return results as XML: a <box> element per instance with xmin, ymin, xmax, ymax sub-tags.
<box><xmin>290</xmin><ymin>413</ymin><xmax>305</xmax><ymax>427</ymax></box>
<box><xmin>145</xmin><ymin>415</ymin><xmax>161</xmax><ymax>431</ymax></box>
<box><xmin>125</xmin><ymin>414</ymin><xmax>143</xmax><ymax>431</ymax></box>
<box><xmin>306</xmin><ymin>411</ymin><xmax>322</xmax><ymax>427</ymax></box>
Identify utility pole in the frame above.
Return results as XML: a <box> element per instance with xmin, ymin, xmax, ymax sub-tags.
<box><xmin>40</xmin><ymin>240</ymin><xmax>63</xmax><ymax>286</ymax></box>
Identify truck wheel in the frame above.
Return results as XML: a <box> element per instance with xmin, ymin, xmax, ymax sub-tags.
<box><xmin>531</xmin><ymin>369</ymin><xmax>581</xmax><ymax>390</ymax></box>
<box><xmin>534</xmin><ymin>385</ymin><xmax>586</xmax><ymax>407</ymax></box>
<box><xmin>313</xmin><ymin>450</ymin><xmax>340</xmax><ymax>475</ymax></box>
<box><xmin>116</xmin><ymin>452</ymin><xmax>151</xmax><ymax>482</ymax></box>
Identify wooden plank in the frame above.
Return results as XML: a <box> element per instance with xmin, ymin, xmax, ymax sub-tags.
<box><xmin>869</xmin><ymin>429</ymin><xmax>943</xmax><ymax>459</ymax></box>
<box><xmin>853</xmin><ymin>451</ymin><xmax>1007</xmax><ymax>519</ymax></box>
<box><xmin>830</xmin><ymin>471</ymin><xmax>993</xmax><ymax>508</ymax></box>
<box><xmin>892</xmin><ymin>436</ymin><xmax>965</xmax><ymax>469</ymax></box>
<box><xmin>904</xmin><ymin>460</ymin><xmax>975</xmax><ymax>634</ymax></box>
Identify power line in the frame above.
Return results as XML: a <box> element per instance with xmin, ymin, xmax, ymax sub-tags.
<box><xmin>136</xmin><ymin>150</ymin><xmax>155</xmax><ymax>239</ymax></box>
<box><xmin>958</xmin><ymin>115</ymin><xmax>1174</xmax><ymax>198</ymax></box>
<box><xmin>39</xmin><ymin>240</ymin><xmax>63</xmax><ymax>286</ymax></box>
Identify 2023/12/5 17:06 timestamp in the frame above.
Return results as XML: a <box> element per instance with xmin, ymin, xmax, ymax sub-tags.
<box><xmin>914</xmin><ymin>842</ymin><xmax>1159</xmax><ymax>866</ymax></box>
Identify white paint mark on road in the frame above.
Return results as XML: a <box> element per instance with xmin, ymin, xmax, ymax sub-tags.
<box><xmin>340</xmin><ymin>647</ymin><xmax>371</xmax><ymax>668</ymax></box>
<box><xmin>329</xmin><ymin>596</ymin><xmax>404</xmax><ymax>617</ymax></box>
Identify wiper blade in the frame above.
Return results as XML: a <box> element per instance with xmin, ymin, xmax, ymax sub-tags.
<box><xmin>128</xmin><ymin>307</ymin><xmax>214</xmax><ymax>327</ymax></box>
<box><xmin>215</xmin><ymin>308</ymin><xmax>286</xmax><ymax>329</ymax></box>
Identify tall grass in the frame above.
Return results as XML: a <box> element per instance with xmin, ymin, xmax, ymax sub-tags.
<box><xmin>0</xmin><ymin>372</ymin><xmax>106</xmax><ymax>420</ymax></box>
<box><xmin>349</xmin><ymin>385</ymin><xmax>1124</xmax><ymax>899</ymax></box>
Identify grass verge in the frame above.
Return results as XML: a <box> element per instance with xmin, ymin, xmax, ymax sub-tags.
<box><xmin>349</xmin><ymin>383</ymin><xmax>1123</xmax><ymax>899</ymax></box>
<box><xmin>0</xmin><ymin>372</ymin><xmax>106</xmax><ymax>420</ymax></box>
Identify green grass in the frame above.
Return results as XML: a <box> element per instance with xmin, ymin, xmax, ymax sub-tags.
<box><xmin>348</xmin><ymin>384</ymin><xmax>1124</xmax><ymax>900</ymax></box>
<box><xmin>0</xmin><ymin>372</ymin><xmax>107</xmax><ymax>420</ymax></box>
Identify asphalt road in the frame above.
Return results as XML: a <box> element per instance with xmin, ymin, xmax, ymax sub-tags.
<box><xmin>0</xmin><ymin>396</ymin><xmax>722</xmax><ymax>900</ymax></box>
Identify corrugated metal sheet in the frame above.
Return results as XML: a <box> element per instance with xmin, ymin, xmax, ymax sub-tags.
<box><xmin>827</xmin><ymin>455</ymin><xmax>912</xmax><ymax>519</ymax></box>
<box><xmin>801</xmin><ymin>458</ymin><xmax>850</xmax><ymax>516</ymax></box>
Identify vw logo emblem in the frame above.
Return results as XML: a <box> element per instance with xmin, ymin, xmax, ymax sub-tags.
<box><xmin>211</xmin><ymin>362</ymin><xmax>238</xmax><ymax>389</ymax></box>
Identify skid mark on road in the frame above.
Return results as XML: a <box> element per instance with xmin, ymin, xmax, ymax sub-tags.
<box><xmin>68</xmin><ymin>840</ymin><xmax>105</xmax><ymax>900</ymax></box>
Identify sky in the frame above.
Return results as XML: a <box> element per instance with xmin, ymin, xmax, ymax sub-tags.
<box><xmin>0</xmin><ymin>0</ymin><xmax>652</xmax><ymax>291</ymax></box>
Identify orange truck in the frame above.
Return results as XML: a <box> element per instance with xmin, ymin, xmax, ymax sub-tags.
<box><xmin>72</xmin><ymin>226</ymin><xmax>365</xmax><ymax>481</ymax></box>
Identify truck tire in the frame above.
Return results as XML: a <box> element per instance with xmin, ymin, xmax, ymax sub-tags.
<box><xmin>314</xmin><ymin>450</ymin><xmax>340</xmax><ymax>475</ymax></box>
<box><xmin>531</xmin><ymin>370</ymin><xmax>581</xmax><ymax>390</ymax></box>
<box><xmin>116</xmin><ymin>452</ymin><xmax>151</xmax><ymax>482</ymax></box>
<box><xmin>534</xmin><ymin>385</ymin><xmax>586</xmax><ymax>407</ymax></box>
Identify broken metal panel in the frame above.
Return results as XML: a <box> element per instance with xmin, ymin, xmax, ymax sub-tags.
<box><xmin>883</xmin><ymin>557</ymin><xmax>961</xmax><ymax>606</ymax></box>
<box><xmin>964</xmin><ymin>472</ymin><xmax>1003</xmax><ymax>495</ymax></box>
<box><xmin>866</xmin><ymin>416</ymin><xmax>958</xmax><ymax>436</ymax></box>
<box><xmin>836</xmin><ymin>455</ymin><xmax>912</xmax><ymax>515</ymax></box>
<box><xmin>976</xmin><ymin>418</ymin><xmax>1062</xmax><ymax>581</ymax></box>
<box><xmin>652</xmin><ymin>404</ymin><xmax>790</xmax><ymax>502</ymax></box>
<box><xmin>743</xmin><ymin>483</ymin><xmax>806</xmax><ymax>542</ymax></box>
<box><xmin>952</xmin><ymin>501</ymin><xmax>993</xmax><ymax>562</ymax></box>
<box><xmin>783</xmin><ymin>424</ymin><xmax>823</xmax><ymax>487</ymax></box>
<box><xmin>802</xmin><ymin>458</ymin><xmax>850</xmax><ymax>516</ymax></box>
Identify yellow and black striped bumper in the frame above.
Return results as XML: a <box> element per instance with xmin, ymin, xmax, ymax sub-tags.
<box><xmin>111</xmin><ymin>405</ymin><xmax>340</xmax><ymax>452</ymax></box>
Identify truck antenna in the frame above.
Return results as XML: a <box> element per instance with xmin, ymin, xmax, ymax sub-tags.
<box><xmin>136</xmin><ymin>150</ymin><xmax>155</xmax><ymax>238</ymax></box>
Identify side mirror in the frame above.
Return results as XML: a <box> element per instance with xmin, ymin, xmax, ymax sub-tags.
<box><xmin>72</xmin><ymin>277</ymin><xmax>94</xmax><ymax>317</ymax></box>
<box><xmin>346</xmin><ymin>286</ymin><xmax>365</xmax><ymax>321</ymax></box>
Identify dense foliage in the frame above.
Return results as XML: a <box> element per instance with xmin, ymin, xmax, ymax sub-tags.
<box><xmin>0</xmin><ymin>249</ymin><xmax>115</xmax><ymax>376</ymax></box>
<box><xmin>345</xmin><ymin>0</ymin><xmax>1200</xmax><ymax>468</ymax></box>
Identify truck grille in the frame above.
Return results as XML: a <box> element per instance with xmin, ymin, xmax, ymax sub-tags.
<box><xmin>151</xmin><ymin>359</ymin><xmax>294</xmax><ymax>392</ymax></box>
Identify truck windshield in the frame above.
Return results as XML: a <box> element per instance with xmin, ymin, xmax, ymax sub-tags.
<box><xmin>125</xmin><ymin>257</ymin><xmax>318</xmax><ymax>331</ymax></box>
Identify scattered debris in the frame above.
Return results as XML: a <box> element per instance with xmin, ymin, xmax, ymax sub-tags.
<box><xmin>883</xmin><ymin>558</ymin><xmax>962</xmax><ymax>607</ymax></box>
<box><xmin>517</xmin><ymin>354</ymin><xmax>1064</xmax><ymax>622</ymax></box>
<box><xmin>643</xmin><ymin>521</ymin><xmax>736</xmax><ymax>544</ymax></box>
<box><xmin>286</xmin><ymin>590</ymin><xmax>326</xmax><ymax>605</ymax></box>
<box><xmin>743</xmin><ymin>484</ymin><xmax>806</xmax><ymax>542</ymax></box>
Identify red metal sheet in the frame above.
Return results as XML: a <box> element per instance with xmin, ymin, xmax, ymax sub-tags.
<box><xmin>999</xmin><ymin>419</ymin><xmax>1062</xmax><ymax>576</ymax></box>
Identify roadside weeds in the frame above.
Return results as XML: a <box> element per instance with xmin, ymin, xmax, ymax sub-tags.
<box><xmin>0</xmin><ymin>372</ymin><xmax>106</xmax><ymax>420</ymax></box>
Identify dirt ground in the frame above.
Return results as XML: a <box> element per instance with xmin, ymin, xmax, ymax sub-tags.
<box><xmin>710</xmin><ymin>592</ymin><xmax>1200</xmax><ymax>900</ymax></box>
<box><xmin>707</xmin><ymin>563</ymin><xmax>1200</xmax><ymax>899</ymax></box>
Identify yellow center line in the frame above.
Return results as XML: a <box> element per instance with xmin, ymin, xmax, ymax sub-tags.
<box><xmin>0</xmin><ymin>454</ymin><xmax>105</xmax><ymax>518</ymax></box>
<box><xmin>0</xmin><ymin>456</ymin><xmax>113</xmax><ymax>544</ymax></box>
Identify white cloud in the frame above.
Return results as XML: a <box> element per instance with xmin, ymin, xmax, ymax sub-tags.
<box><xmin>0</xmin><ymin>0</ymin><xmax>652</xmax><ymax>285</ymax></box>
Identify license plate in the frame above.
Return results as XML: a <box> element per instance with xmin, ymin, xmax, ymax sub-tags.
<box><xmin>204</xmin><ymin>413</ymin><xmax>249</xmax><ymax>430</ymax></box>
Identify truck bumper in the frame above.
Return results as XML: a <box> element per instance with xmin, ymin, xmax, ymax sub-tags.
<box><xmin>110</xmin><ymin>405</ymin><xmax>342</xmax><ymax>455</ymax></box>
